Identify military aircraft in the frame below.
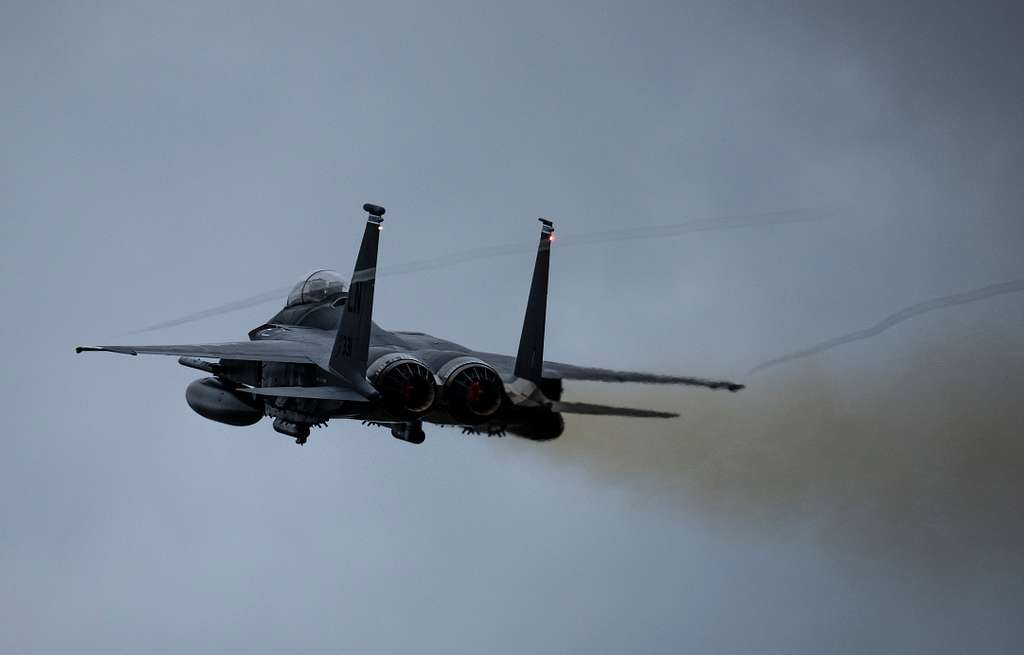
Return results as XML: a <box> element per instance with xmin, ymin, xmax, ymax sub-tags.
<box><xmin>77</xmin><ymin>203</ymin><xmax>744</xmax><ymax>445</ymax></box>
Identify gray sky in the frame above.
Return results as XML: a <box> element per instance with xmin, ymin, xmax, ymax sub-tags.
<box><xmin>2</xmin><ymin>1</ymin><xmax>1022</xmax><ymax>653</ymax></box>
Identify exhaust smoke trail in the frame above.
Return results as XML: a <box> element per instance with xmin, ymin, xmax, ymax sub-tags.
<box><xmin>751</xmin><ymin>278</ymin><xmax>1024</xmax><ymax>373</ymax></box>
<box><xmin>518</xmin><ymin>325</ymin><xmax>1024</xmax><ymax>569</ymax></box>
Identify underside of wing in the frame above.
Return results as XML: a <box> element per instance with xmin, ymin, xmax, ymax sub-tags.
<box><xmin>238</xmin><ymin>385</ymin><xmax>368</xmax><ymax>401</ymax></box>
<box><xmin>75</xmin><ymin>340</ymin><xmax>317</xmax><ymax>364</ymax></box>
<box><xmin>551</xmin><ymin>401</ymin><xmax>678</xmax><ymax>418</ymax></box>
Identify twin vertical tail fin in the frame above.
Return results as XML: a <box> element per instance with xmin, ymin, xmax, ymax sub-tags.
<box><xmin>330</xmin><ymin>204</ymin><xmax>385</xmax><ymax>399</ymax></box>
<box><xmin>514</xmin><ymin>218</ymin><xmax>554</xmax><ymax>383</ymax></box>
<box><xmin>332</xmin><ymin>209</ymin><xmax>551</xmax><ymax>396</ymax></box>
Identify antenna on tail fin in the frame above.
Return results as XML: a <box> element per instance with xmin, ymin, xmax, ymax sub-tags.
<box><xmin>514</xmin><ymin>218</ymin><xmax>555</xmax><ymax>382</ymax></box>
<box><xmin>329</xmin><ymin>204</ymin><xmax>385</xmax><ymax>399</ymax></box>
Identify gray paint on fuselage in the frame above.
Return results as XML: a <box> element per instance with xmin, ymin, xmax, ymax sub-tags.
<box><xmin>256</xmin><ymin>292</ymin><xmax>507</xmax><ymax>426</ymax></box>
<box><xmin>266</xmin><ymin>291</ymin><xmax>485</xmax><ymax>366</ymax></box>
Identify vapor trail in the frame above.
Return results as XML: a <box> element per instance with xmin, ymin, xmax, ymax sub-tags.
<box><xmin>123</xmin><ymin>287</ymin><xmax>296</xmax><ymax>335</ymax></box>
<box><xmin>750</xmin><ymin>278</ymin><xmax>1024</xmax><ymax>373</ymax></box>
<box><xmin>127</xmin><ymin>208</ymin><xmax>826</xmax><ymax>335</ymax></box>
<box><xmin>380</xmin><ymin>209</ymin><xmax>823</xmax><ymax>277</ymax></box>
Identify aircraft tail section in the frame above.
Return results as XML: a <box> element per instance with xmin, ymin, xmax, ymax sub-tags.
<box><xmin>514</xmin><ymin>218</ymin><xmax>555</xmax><ymax>382</ymax></box>
<box><xmin>329</xmin><ymin>204</ymin><xmax>385</xmax><ymax>398</ymax></box>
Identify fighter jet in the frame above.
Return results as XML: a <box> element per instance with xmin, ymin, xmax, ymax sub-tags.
<box><xmin>77</xmin><ymin>204</ymin><xmax>744</xmax><ymax>445</ymax></box>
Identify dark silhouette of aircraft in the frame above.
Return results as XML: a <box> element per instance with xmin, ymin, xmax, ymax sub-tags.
<box><xmin>77</xmin><ymin>204</ymin><xmax>743</xmax><ymax>445</ymax></box>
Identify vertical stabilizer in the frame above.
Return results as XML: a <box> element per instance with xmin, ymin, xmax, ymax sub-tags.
<box><xmin>514</xmin><ymin>218</ymin><xmax>555</xmax><ymax>382</ymax></box>
<box><xmin>330</xmin><ymin>204</ymin><xmax>385</xmax><ymax>398</ymax></box>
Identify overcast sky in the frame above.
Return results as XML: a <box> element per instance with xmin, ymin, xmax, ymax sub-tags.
<box><xmin>2</xmin><ymin>1</ymin><xmax>1022</xmax><ymax>653</ymax></box>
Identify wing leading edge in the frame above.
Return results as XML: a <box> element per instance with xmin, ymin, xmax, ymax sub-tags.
<box><xmin>75</xmin><ymin>340</ymin><xmax>318</xmax><ymax>364</ymax></box>
<box><xmin>474</xmin><ymin>351</ymin><xmax>744</xmax><ymax>392</ymax></box>
<box><xmin>542</xmin><ymin>361</ymin><xmax>745</xmax><ymax>391</ymax></box>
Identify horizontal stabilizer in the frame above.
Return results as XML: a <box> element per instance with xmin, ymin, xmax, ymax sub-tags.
<box><xmin>237</xmin><ymin>386</ymin><xmax>369</xmax><ymax>401</ymax></box>
<box><xmin>551</xmin><ymin>401</ymin><xmax>678</xmax><ymax>418</ymax></box>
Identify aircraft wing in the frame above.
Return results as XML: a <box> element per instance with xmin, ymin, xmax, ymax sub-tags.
<box><xmin>474</xmin><ymin>352</ymin><xmax>744</xmax><ymax>392</ymax></box>
<box><xmin>75</xmin><ymin>339</ymin><xmax>319</xmax><ymax>364</ymax></box>
<box><xmin>550</xmin><ymin>401</ymin><xmax>678</xmax><ymax>418</ymax></box>
<box><xmin>465</xmin><ymin>219</ymin><xmax>744</xmax><ymax>393</ymax></box>
<box><xmin>540</xmin><ymin>361</ymin><xmax>744</xmax><ymax>391</ymax></box>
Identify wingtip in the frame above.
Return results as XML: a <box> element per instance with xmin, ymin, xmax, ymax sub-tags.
<box><xmin>74</xmin><ymin>346</ymin><xmax>138</xmax><ymax>356</ymax></box>
<box><xmin>727</xmin><ymin>383</ymin><xmax>745</xmax><ymax>392</ymax></box>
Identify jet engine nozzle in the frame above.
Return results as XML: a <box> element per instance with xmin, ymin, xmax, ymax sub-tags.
<box><xmin>366</xmin><ymin>353</ymin><xmax>437</xmax><ymax>418</ymax></box>
<box><xmin>435</xmin><ymin>357</ymin><xmax>505</xmax><ymax>423</ymax></box>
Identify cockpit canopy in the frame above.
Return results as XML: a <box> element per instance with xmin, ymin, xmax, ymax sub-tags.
<box><xmin>285</xmin><ymin>269</ymin><xmax>347</xmax><ymax>307</ymax></box>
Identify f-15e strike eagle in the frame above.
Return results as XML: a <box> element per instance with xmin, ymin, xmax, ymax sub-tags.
<box><xmin>77</xmin><ymin>204</ymin><xmax>743</xmax><ymax>445</ymax></box>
